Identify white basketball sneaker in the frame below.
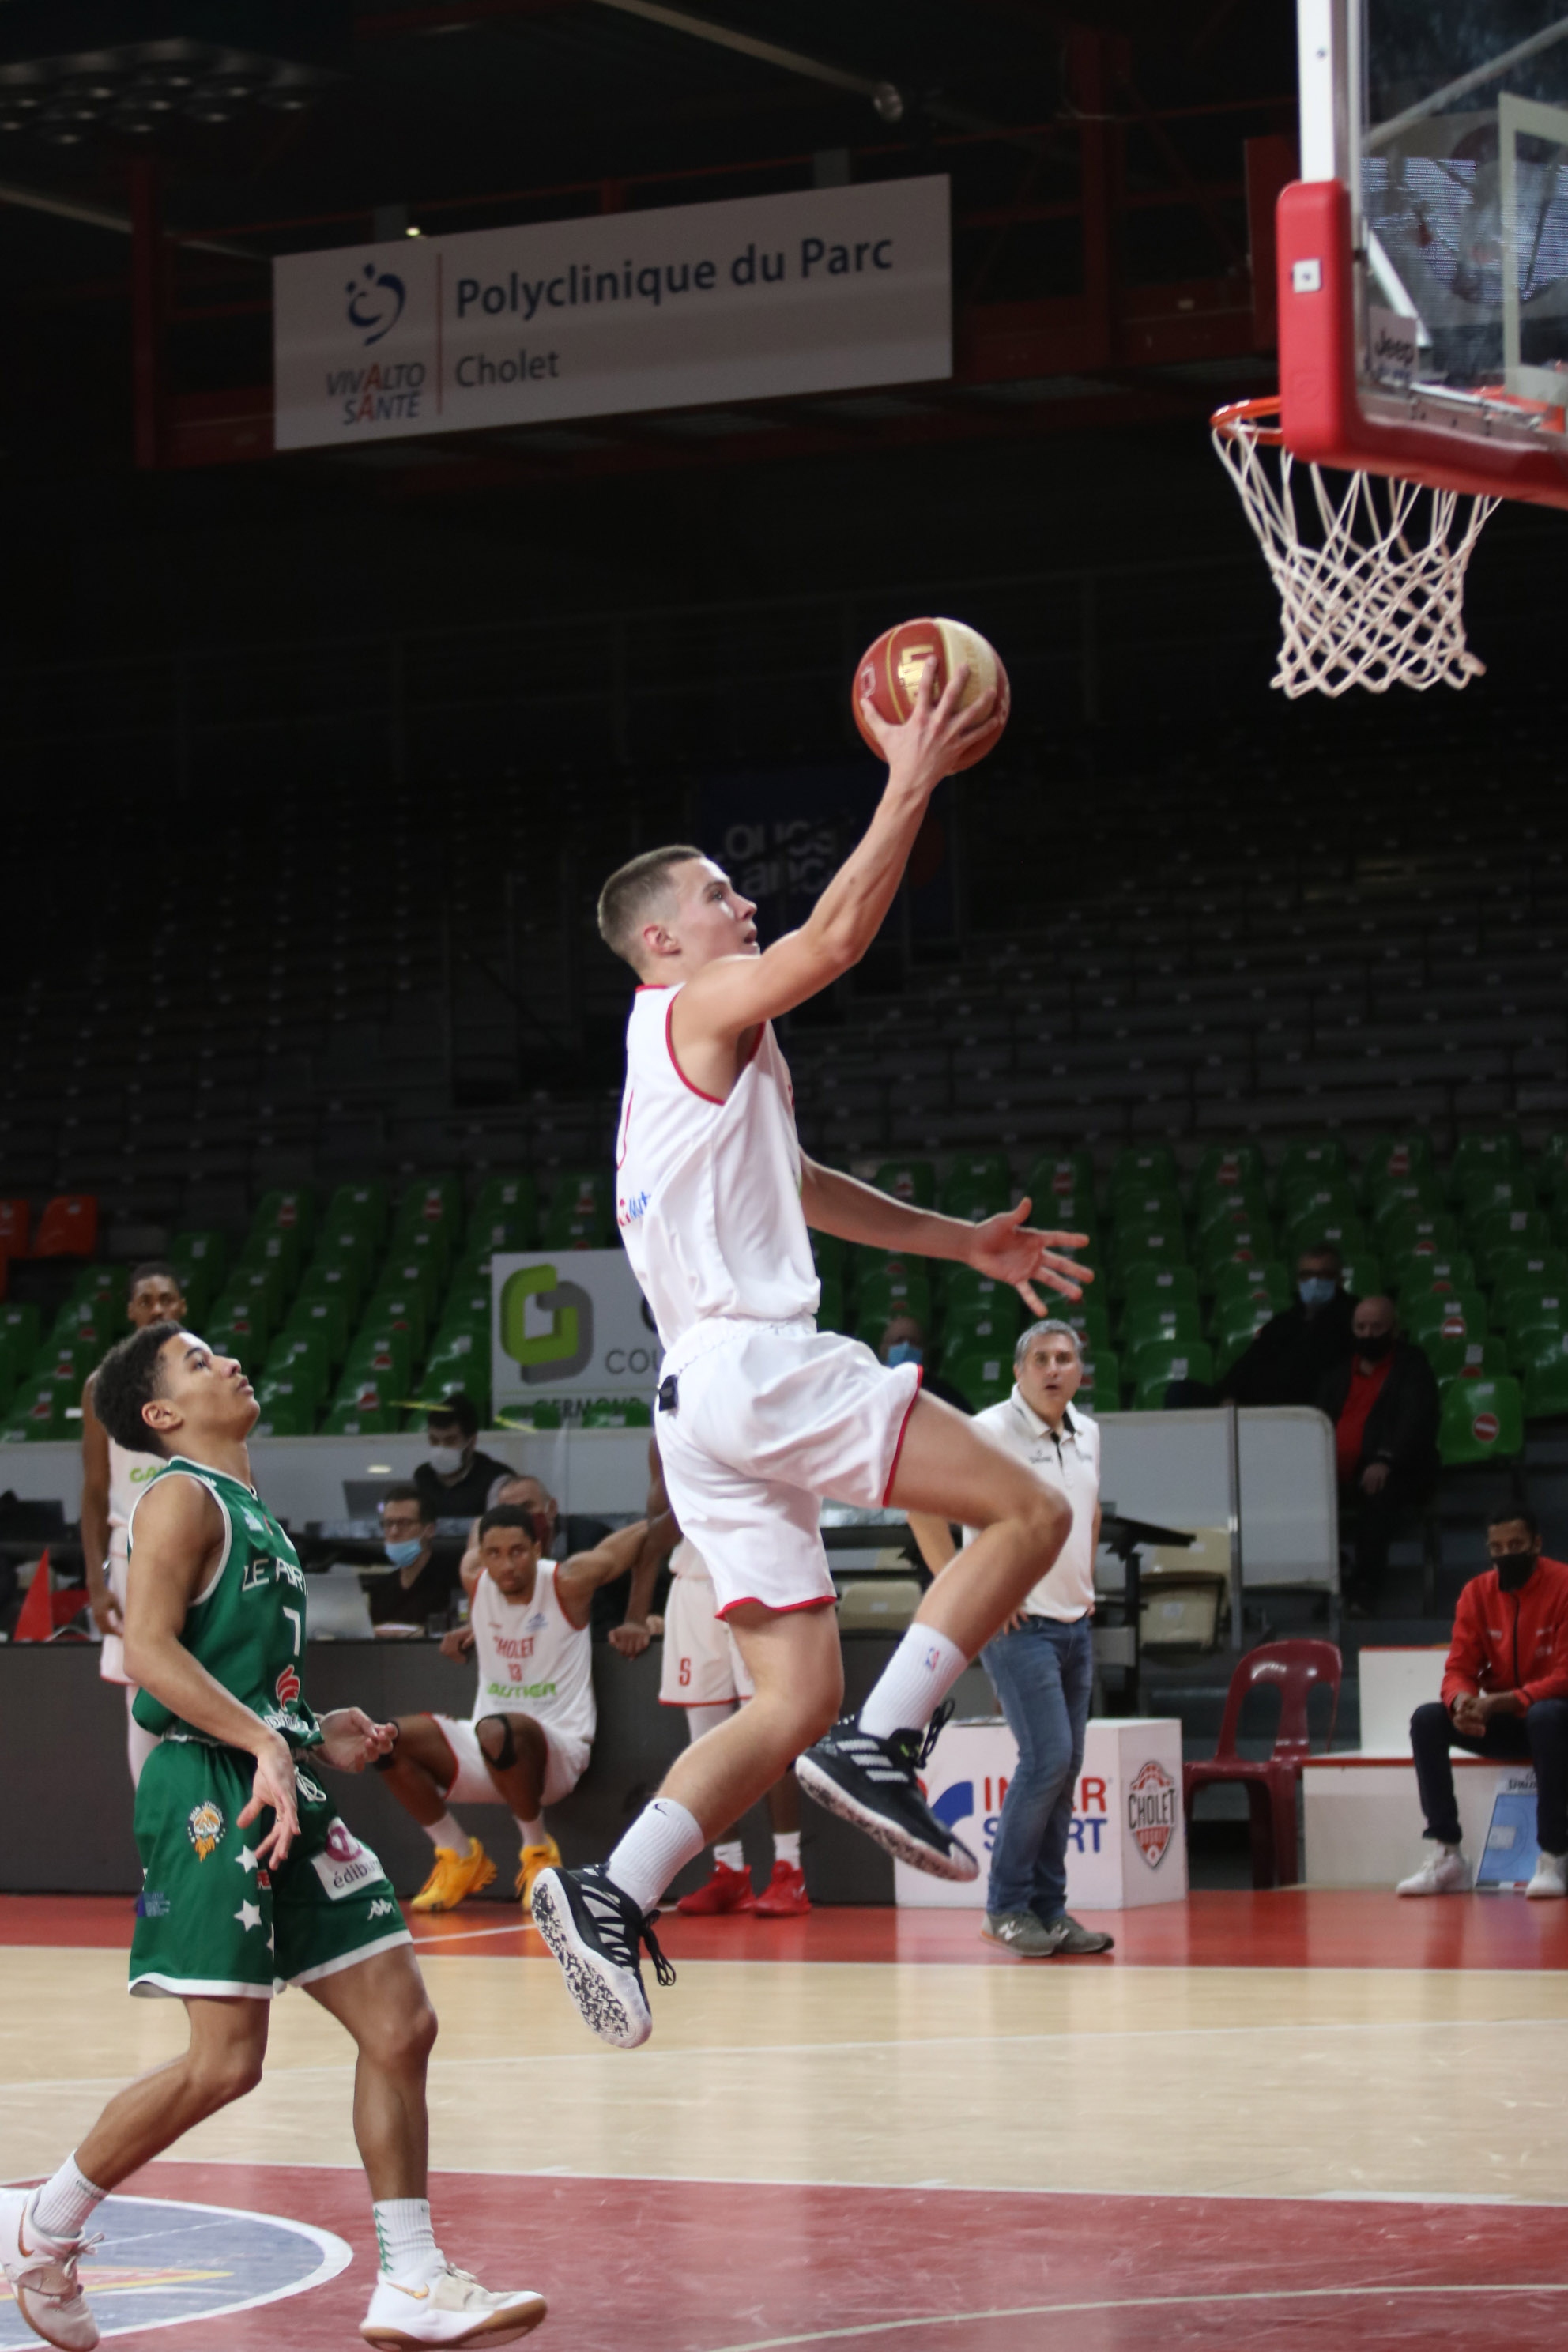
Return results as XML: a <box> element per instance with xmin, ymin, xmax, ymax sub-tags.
<box><xmin>0</xmin><ymin>2186</ymin><xmax>100</xmax><ymax>2350</ymax></box>
<box><xmin>1526</xmin><ymin>1849</ymin><xmax>1568</xmax><ymax>1899</ymax></box>
<box><xmin>1396</xmin><ymin>1845</ymin><xmax>1473</xmax><ymax>1896</ymax></box>
<box><xmin>360</xmin><ymin>2260</ymin><xmax>546</xmax><ymax>2347</ymax></box>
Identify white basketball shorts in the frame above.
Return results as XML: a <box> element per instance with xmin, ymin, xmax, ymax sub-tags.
<box><xmin>654</xmin><ymin>1318</ymin><xmax>923</xmax><ymax>1617</ymax></box>
<box><xmin>100</xmin><ymin>1548</ymin><xmax>133</xmax><ymax>1687</ymax></box>
<box><xmin>424</xmin><ymin>1713</ymin><xmax>588</xmax><ymax>1809</ymax></box>
<box><xmin>658</xmin><ymin>1548</ymin><xmax>756</xmax><ymax>1707</ymax></box>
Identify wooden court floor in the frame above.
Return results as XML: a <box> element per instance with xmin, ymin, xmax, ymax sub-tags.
<box><xmin>4</xmin><ymin>1891</ymin><xmax>1568</xmax><ymax>2350</ymax></box>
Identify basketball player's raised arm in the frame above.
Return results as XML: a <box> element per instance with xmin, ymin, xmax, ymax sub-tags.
<box><xmin>677</xmin><ymin>661</ymin><xmax>997</xmax><ymax>1047</ymax></box>
<box><xmin>122</xmin><ymin>1476</ymin><xmax>300</xmax><ymax>1861</ymax></box>
<box><xmin>556</xmin><ymin>1514</ymin><xmax>673</xmax><ymax>1631</ymax></box>
<box><xmin>799</xmin><ymin>1155</ymin><xmax>1093</xmax><ymax>1312</ymax></box>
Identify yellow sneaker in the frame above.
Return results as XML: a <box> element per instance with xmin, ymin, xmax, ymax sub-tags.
<box><xmin>409</xmin><ymin>1838</ymin><xmax>496</xmax><ymax>1913</ymax></box>
<box><xmin>516</xmin><ymin>1834</ymin><xmax>563</xmax><ymax>1917</ymax></box>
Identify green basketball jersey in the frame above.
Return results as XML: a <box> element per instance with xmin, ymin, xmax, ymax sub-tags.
<box><xmin>129</xmin><ymin>1456</ymin><xmax>322</xmax><ymax>1754</ymax></box>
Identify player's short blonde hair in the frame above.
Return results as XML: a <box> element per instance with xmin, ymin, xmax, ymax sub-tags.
<box><xmin>597</xmin><ymin>845</ymin><xmax>706</xmax><ymax>971</ymax></box>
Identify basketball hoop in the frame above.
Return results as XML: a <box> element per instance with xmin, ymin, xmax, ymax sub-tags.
<box><xmin>1211</xmin><ymin>397</ymin><xmax>1499</xmax><ymax>699</ymax></box>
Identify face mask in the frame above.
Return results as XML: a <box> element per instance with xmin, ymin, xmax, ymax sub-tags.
<box><xmin>427</xmin><ymin>1443</ymin><xmax>465</xmax><ymax>1476</ymax></box>
<box><xmin>1356</xmin><ymin>1332</ymin><xmax>1395</xmax><ymax>1360</ymax></box>
<box><xmin>1298</xmin><ymin>1277</ymin><xmax>1336</xmax><ymax>1308</ymax></box>
<box><xmin>384</xmin><ymin>1537</ymin><xmax>424</xmax><ymax>1570</ymax></box>
<box><xmin>885</xmin><ymin>1341</ymin><xmax>923</xmax><ymax>1368</ymax></box>
<box><xmin>1495</xmin><ymin>1550</ymin><xmax>1539</xmax><ymax>1592</ymax></box>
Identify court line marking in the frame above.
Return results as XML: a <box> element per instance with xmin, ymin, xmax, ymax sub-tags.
<box><xmin>6</xmin><ymin>2009</ymin><xmax>1568</xmax><ymax>2096</ymax></box>
<box><xmin>0</xmin><ymin>2192</ymin><xmax>352</xmax><ymax>2343</ymax></box>
<box><xmin>701</xmin><ymin>2282</ymin><xmax>1568</xmax><ymax>2350</ymax></box>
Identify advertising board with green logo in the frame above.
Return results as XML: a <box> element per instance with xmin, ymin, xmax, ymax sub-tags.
<box><xmin>491</xmin><ymin>1250</ymin><xmax>658</xmax><ymax>1421</ymax></box>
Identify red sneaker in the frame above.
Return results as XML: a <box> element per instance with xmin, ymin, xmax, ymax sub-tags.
<box><xmin>676</xmin><ymin>1860</ymin><xmax>756</xmax><ymax>1916</ymax></box>
<box><xmin>752</xmin><ymin>1860</ymin><xmax>811</xmax><ymax>1917</ymax></box>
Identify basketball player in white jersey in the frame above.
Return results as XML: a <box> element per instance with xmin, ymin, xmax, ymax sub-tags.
<box><xmin>532</xmin><ymin>659</ymin><xmax>1091</xmax><ymax>2047</ymax></box>
<box><xmin>376</xmin><ymin>1504</ymin><xmax>669</xmax><ymax>1917</ymax></box>
<box><xmin>80</xmin><ymin>1262</ymin><xmax>188</xmax><ymax>1787</ymax></box>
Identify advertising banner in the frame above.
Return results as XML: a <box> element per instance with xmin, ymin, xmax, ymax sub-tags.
<box><xmin>491</xmin><ymin>1250</ymin><xmax>658</xmax><ymax>1416</ymax></box>
<box><xmin>274</xmin><ymin>175</ymin><xmax>951</xmax><ymax>451</ymax></box>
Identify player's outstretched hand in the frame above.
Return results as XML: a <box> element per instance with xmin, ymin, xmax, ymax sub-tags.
<box><xmin>858</xmin><ymin>655</ymin><xmax>998</xmax><ymax>792</ymax></box>
<box><xmin>239</xmin><ymin>1732</ymin><xmax>301</xmax><ymax>1866</ymax></box>
<box><xmin>610</xmin><ymin>1619</ymin><xmax>652</xmax><ymax>1658</ymax></box>
<box><xmin>318</xmin><ymin>1707</ymin><xmax>398</xmax><ymax>1773</ymax></box>
<box><xmin>967</xmin><ymin>1197</ymin><xmax>1094</xmax><ymax>1316</ymax></box>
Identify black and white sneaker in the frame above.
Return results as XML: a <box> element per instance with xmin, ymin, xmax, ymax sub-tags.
<box><xmin>529</xmin><ymin>1864</ymin><xmax>675</xmax><ymax>2049</ymax></box>
<box><xmin>795</xmin><ymin>1703</ymin><xmax>979</xmax><ymax>1882</ymax></box>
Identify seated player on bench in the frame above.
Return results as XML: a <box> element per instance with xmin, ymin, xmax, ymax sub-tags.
<box><xmin>377</xmin><ymin>1503</ymin><xmax>668</xmax><ymax>1917</ymax></box>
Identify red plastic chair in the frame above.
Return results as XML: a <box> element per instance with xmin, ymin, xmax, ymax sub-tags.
<box><xmin>32</xmin><ymin>1193</ymin><xmax>98</xmax><ymax>1258</ymax></box>
<box><xmin>1182</xmin><ymin>1639</ymin><xmax>1342</xmax><ymax>1890</ymax></box>
<box><xmin>0</xmin><ymin>1199</ymin><xmax>28</xmax><ymax>1257</ymax></box>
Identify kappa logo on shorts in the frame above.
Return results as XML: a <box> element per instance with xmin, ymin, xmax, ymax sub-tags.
<box><xmin>311</xmin><ymin>1817</ymin><xmax>387</xmax><ymax>1902</ymax></box>
<box><xmin>368</xmin><ymin>1898</ymin><xmax>397</xmax><ymax>1920</ymax></box>
<box><xmin>187</xmin><ymin>1800</ymin><xmax>225</xmax><ymax>1860</ymax></box>
<box><xmin>275</xmin><ymin>1663</ymin><xmax>302</xmax><ymax>1705</ymax></box>
<box><xmin>295</xmin><ymin>1770</ymin><xmax>328</xmax><ymax>1804</ymax></box>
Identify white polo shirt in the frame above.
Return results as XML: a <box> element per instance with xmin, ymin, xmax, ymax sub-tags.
<box><xmin>960</xmin><ymin>1387</ymin><xmax>1101</xmax><ymax>1623</ymax></box>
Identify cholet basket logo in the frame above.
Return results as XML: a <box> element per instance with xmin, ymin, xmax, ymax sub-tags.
<box><xmin>345</xmin><ymin>261</ymin><xmax>405</xmax><ymax>345</ymax></box>
<box><xmin>499</xmin><ymin>1262</ymin><xmax>595</xmax><ymax>1385</ymax></box>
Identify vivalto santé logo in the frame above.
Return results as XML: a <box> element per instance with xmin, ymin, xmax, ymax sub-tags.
<box><xmin>345</xmin><ymin>261</ymin><xmax>405</xmax><ymax>345</ymax></box>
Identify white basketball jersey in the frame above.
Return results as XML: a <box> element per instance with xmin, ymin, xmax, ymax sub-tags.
<box><xmin>615</xmin><ymin>982</ymin><xmax>820</xmax><ymax>1349</ymax></box>
<box><xmin>108</xmin><ymin>1438</ymin><xmax>165</xmax><ymax>1568</ymax></box>
<box><xmin>469</xmin><ymin>1559</ymin><xmax>594</xmax><ymax>1749</ymax></box>
<box><xmin>668</xmin><ymin>1536</ymin><xmax>707</xmax><ymax>1581</ymax></box>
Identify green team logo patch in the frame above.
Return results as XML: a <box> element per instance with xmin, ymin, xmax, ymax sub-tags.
<box><xmin>187</xmin><ymin>1801</ymin><xmax>224</xmax><ymax>1860</ymax></box>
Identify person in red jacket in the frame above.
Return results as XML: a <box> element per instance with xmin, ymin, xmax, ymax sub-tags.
<box><xmin>1398</xmin><ymin>1506</ymin><xmax>1568</xmax><ymax>1898</ymax></box>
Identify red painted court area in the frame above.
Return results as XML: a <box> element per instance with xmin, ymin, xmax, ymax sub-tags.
<box><xmin>6</xmin><ymin>1889</ymin><xmax>1568</xmax><ymax>1969</ymax></box>
<box><xmin>58</xmin><ymin>2161</ymin><xmax>1568</xmax><ymax>2351</ymax></box>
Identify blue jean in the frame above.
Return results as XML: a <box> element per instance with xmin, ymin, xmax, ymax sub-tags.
<box><xmin>980</xmin><ymin>1613</ymin><xmax>1094</xmax><ymax>1921</ymax></box>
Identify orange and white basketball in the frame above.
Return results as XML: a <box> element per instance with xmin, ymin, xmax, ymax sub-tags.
<box><xmin>853</xmin><ymin>616</ymin><xmax>1010</xmax><ymax>772</ymax></box>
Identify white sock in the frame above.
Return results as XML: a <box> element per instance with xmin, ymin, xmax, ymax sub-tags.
<box><xmin>424</xmin><ymin>1811</ymin><xmax>473</xmax><ymax>1858</ymax></box>
<box><xmin>775</xmin><ymin>1830</ymin><xmax>801</xmax><ymax>1868</ymax></box>
<box><xmin>607</xmin><ymin>1797</ymin><xmax>706</xmax><ymax>1913</ymax></box>
<box><xmin>713</xmin><ymin>1839</ymin><xmax>745</xmax><ymax>1872</ymax></box>
<box><xmin>30</xmin><ymin>2154</ymin><xmax>106</xmax><ymax>2245</ymax></box>
<box><xmin>373</xmin><ymin>2197</ymin><xmax>441</xmax><ymax>2285</ymax></box>
<box><xmin>859</xmin><ymin>1626</ymin><xmax>969</xmax><ymax>1741</ymax></box>
<box><xmin>517</xmin><ymin>1815</ymin><xmax>546</xmax><ymax>1849</ymax></box>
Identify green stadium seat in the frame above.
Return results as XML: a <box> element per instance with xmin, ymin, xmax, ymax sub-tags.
<box><xmin>469</xmin><ymin>1173</ymin><xmax>537</xmax><ymax>1249</ymax></box>
<box><xmin>1121</xmin><ymin>1263</ymin><xmax>1200</xmax><ymax>1318</ymax></box>
<box><xmin>1121</xmin><ymin>1298</ymin><xmax>1204</xmax><ymax>1355</ymax></box>
<box><xmin>1048</xmin><ymin>1296</ymin><xmax>1114</xmax><ymax>1359</ymax></box>
<box><xmin>1024</xmin><ymin>1155</ymin><xmax>1097</xmax><ymax>1217</ymax></box>
<box><xmin>857</xmin><ymin>1261</ymin><xmax>933</xmax><ymax>1330</ymax></box>
<box><xmin>1521</xmin><ymin>1336</ymin><xmax>1568</xmax><ymax>1415</ymax></box>
<box><xmin>258</xmin><ymin>1345</ymin><xmax>330</xmax><ymax>1415</ymax></box>
<box><xmin>1192</xmin><ymin>1185</ymin><xmax>1272</xmax><ymax>1245</ymax></box>
<box><xmin>51</xmin><ymin>1298</ymin><xmax>115</xmax><ymax>1354</ymax></box>
<box><xmin>170</xmin><ymin>1227</ymin><xmax>228</xmax><ymax>1286</ymax></box>
<box><xmin>541</xmin><ymin>1170</ymin><xmax>612</xmax><ymax>1250</ymax></box>
<box><xmin>284</xmin><ymin>1291</ymin><xmax>349</xmax><ymax>1370</ymax></box>
<box><xmin>1491</xmin><ymin>1245</ymin><xmax>1568</xmax><ymax>1302</ymax></box>
<box><xmin>1448</xmin><ymin>1133</ymin><xmax>1526</xmax><ymax>1197</ymax></box>
<box><xmin>1426</xmin><ymin>1332</ymin><xmax>1510</xmax><ymax>1382</ymax></box>
<box><xmin>1362</xmin><ymin>1133</ymin><xmax>1438</xmax><ymax>1196</ymax></box>
<box><xmin>1370</xmin><ymin>1178</ymin><xmax>1447</xmax><ymax>1236</ymax></box>
<box><xmin>439</xmin><ymin>1280</ymin><xmax>492</xmax><ymax>1339</ymax></box>
<box><xmin>1381</xmin><ymin>1208</ymin><xmax>1462</xmax><ymax>1263</ymax></box>
<box><xmin>1470</xmin><ymin>1201</ymin><xmax>1553</xmax><ymax>1260</ymax></box>
<box><xmin>1214</xmin><ymin>1304</ymin><xmax>1275</xmax><ymax>1378</ymax></box>
<box><xmin>0</xmin><ymin>1302</ymin><xmax>41</xmax><ymax>1363</ymax></box>
<box><xmin>938</xmin><ymin>1312</ymin><xmax>1016</xmax><ymax>1375</ymax></box>
<box><xmin>939</xmin><ymin>1155</ymin><xmax>1011</xmax><ymax>1222</ymax></box>
<box><xmin>1404</xmin><ymin>1287</ymin><xmax>1488</xmax><ymax>1347</ymax></box>
<box><xmin>71</xmin><ymin>1264</ymin><xmax>126</xmax><ymax>1312</ymax></box>
<box><xmin>0</xmin><ymin>1329</ymin><xmax>21</xmax><ymax>1416</ymax></box>
<box><xmin>1196</xmin><ymin>1223</ymin><xmax>1274</xmax><ymax>1282</ymax></box>
<box><xmin>581</xmin><ymin>1396</ymin><xmax>653</xmax><ymax>1427</ymax></box>
<box><xmin>345</xmin><ymin>1325</ymin><xmax>413</xmax><ymax>1399</ymax></box>
<box><xmin>237</xmin><ymin>1224</ymin><xmax>303</xmax><ymax>1296</ymax></box>
<box><xmin>1438</xmin><ymin>1375</ymin><xmax>1523</xmax><ymax>1466</ymax></box>
<box><xmin>325</xmin><ymin>1182</ymin><xmax>390</xmax><ymax>1247</ymax></box>
<box><xmin>395</xmin><ymin>1173</ymin><xmax>464</xmax><ymax>1236</ymax></box>
<box><xmin>210</xmin><ymin>1282</ymin><xmax>275</xmax><ymax>1353</ymax></box>
<box><xmin>1455</xmin><ymin>1173</ymin><xmax>1536</xmax><ymax>1229</ymax></box>
<box><xmin>1210</xmin><ymin>1260</ymin><xmax>1291</xmax><ymax>1317</ymax></box>
<box><xmin>816</xmin><ymin>1276</ymin><xmax>846</xmax><ymax>1333</ymax></box>
<box><xmin>421</xmin><ymin>1329</ymin><xmax>489</xmax><ymax>1412</ymax></box>
<box><xmin>360</xmin><ymin>1285</ymin><xmax>429</xmax><ymax>1360</ymax></box>
<box><xmin>944</xmin><ymin>1266</ymin><xmax>1019</xmax><ymax>1320</ymax></box>
<box><xmin>372</xmin><ymin>1246</ymin><xmax>440</xmax><ymax>1317</ymax></box>
<box><xmin>1277</xmin><ymin>1137</ymin><xmax>1350</xmax><ymax>1194</ymax></box>
<box><xmin>311</xmin><ymin>1219</ymin><xmax>376</xmax><ymax>1283</ymax></box>
<box><xmin>1111</xmin><ymin>1144</ymin><xmax>1178</xmax><ymax>1197</ymax></box>
<box><xmin>1388</xmin><ymin>1249</ymin><xmax>1475</xmax><ymax>1301</ymax></box>
<box><xmin>2</xmin><ymin>1381</ymin><xmax>73</xmax><ymax>1439</ymax></box>
<box><xmin>34</xmin><ymin>1334</ymin><xmax>96</xmax><ymax>1385</ymax></box>
<box><xmin>1505</xmin><ymin>1298</ymin><xmax>1568</xmax><ymax>1370</ymax></box>
<box><xmin>251</xmin><ymin>1187</ymin><xmax>317</xmax><ymax>1251</ymax></box>
<box><xmin>1076</xmin><ymin>1349</ymin><xmax>1121</xmax><ymax>1412</ymax></box>
<box><xmin>811</xmin><ymin>1229</ymin><xmax>846</xmax><ymax>1280</ymax></box>
<box><xmin>1283</xmin><ymin>1210</ymin><xmax>1366</xmax><ymax>1267</ymax></box>
<box><xmin>322</xmin><ymin>1396</ymin><xmax>399</xmax><ymax>1438</ymax></box>
<box><xmin>202</xmin><ymin>1317</ymin><xmax>261</xmax><ymax>1377</ymax></box>
<box><xmin>944</xmin><ymin>1344</ymin><xmax>1012</xmax><ymax>1412</ymax></box>
<box><xmin>872</xmin><ymin>1159</ymin><xmax>936</xmax><ymax>1210</ymax></box>
<box><xmin>390</xmin><ymin>1199</ymin><xmax>454</xmax><ymax>1282</ymax></box>
<box><xmin>1112</xmin><ymin>1228</ymin><xmax>1188</xmax><ymax>1291</ymax></box>
<box><xmin>1337</xmin><ymin>1254</ymin><xmax>1385</xmax><ymax>1300</ymax></box>
<box><xmin>1192</xmin><ymin>1143</ymin><xmax>1265</xmax><ymax>1198</ymax></box>
<box><xmin>251</xmin><ymin>1390</ymin><xmax>317</xmax><ymax>1436</ymax></box>
<box><xmin>1131</xmin><ymin>1335</ymin><xmax>1214</xmax><ymax>1408</ymax></box>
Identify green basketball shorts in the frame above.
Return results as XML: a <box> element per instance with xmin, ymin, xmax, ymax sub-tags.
<box><xmin>129</xmin><ymin>1737</ymin><xmax>411</xmax><ymax>2000</ymax></box>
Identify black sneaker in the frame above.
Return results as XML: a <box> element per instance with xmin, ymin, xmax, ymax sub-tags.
<box><xmin>795</xmin><ymin>1703</ymin><xmax>979</xmax><ymax>1882</ymax></box>
<box><xmin>529</xmin><ymin>1864</ymin><xmax>675</xmax><ymax>2049</ymax></box>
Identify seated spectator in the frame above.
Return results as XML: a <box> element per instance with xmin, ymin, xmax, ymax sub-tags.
<box><xmin>1215</xmin><ymin>1244</ymin><xmax>1359</xmax><ymax>1408</ymax></box>
<box><xmin>375</xmin><ymin>1503</ymin><xmax>665</xmax><ymax>1917</ymax></box>
<box><xmin>1397</xmin><ymin>1506</ymin><xmax>1568</xmax><ymax>1899</ymax></box>
<box><xmin>413</xmin><ymin>1390</ymin><xmax>514</xmax><ymax>1520</ymax></box>
<box><xmin>366</xmin><ymin>1483</ymin><xmax>462</xmax><ymax>1634</ymax></box>
<box><xmin>1317</xmin><ymin>1295</ymin><xmax>1439</xmax><ymax>1616</ymax></box>
<box><xmin>876</xmin><ymin>1311</ymin><xmax>971</xmax><ymax>1415</ymax></box>
<box><xmin>473</xmin><ymin>1472</ymin><xmax>637</xmax><ymax>1644</ymax></box>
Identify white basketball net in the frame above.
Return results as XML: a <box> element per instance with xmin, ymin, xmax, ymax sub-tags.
<box><xmin>1212</xmin><ymin>406</ymin><xmax>1499</xmax><ymax>698</ymax></box>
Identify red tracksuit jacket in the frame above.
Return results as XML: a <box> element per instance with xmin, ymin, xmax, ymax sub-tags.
<box><xmin>1441</xmin><ymin>1556</ymin><xmax>1568</xmax><ymax>1709</ymax></box>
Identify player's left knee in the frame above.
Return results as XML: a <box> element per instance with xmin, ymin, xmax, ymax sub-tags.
<box><xmin>379</xmin><ymin>1993</ymin><xmax>439</xmax><ymax>2074</ymax></box>
<box><xmin>476</xmin><ymin>1713</ymin><xmax>519</xmax><ymax>1770</ymax></box>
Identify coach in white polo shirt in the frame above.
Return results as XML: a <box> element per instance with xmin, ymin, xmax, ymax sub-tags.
<box><xmin>929</xmin><ymin>1319</ymin><xmax>1110</xmax><ymax>1958</ymax></box>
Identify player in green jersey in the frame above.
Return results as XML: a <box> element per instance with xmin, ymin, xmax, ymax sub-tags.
<box><xmin>0</xmin><ymin>1321</ymin><xmax>548</xmax><ymax>2352</ymax></box>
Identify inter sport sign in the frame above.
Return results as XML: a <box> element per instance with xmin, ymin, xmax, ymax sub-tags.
<box><xmin>273</xmin><ymin>175</ymin><xmax>951</xmax><ymax>450</ymax></box>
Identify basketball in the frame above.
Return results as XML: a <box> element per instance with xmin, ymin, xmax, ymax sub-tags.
<box><xmin>853</xmin><ymin>616</ymin><xmax>1011</xmax><ymax>771</ymax></box>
